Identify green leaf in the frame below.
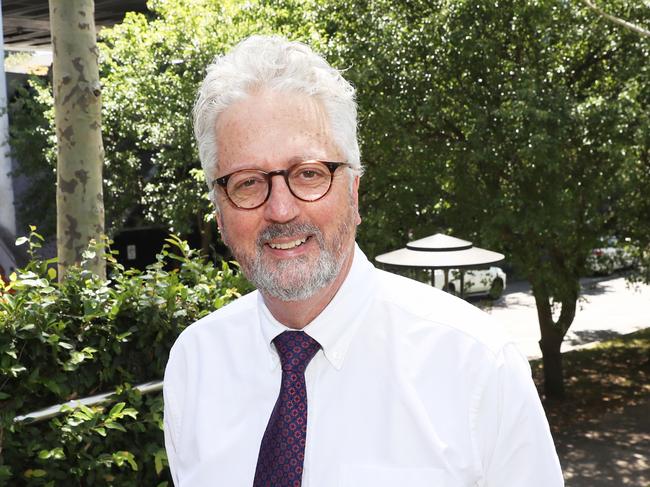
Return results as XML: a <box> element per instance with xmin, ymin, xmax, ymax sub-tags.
<box><xmin>47</xmin><ymin>267</ymin><xmax>57</xmax><ymax>280</ymax></box>
<box><xmin>154</xmin><ymin>448</ymin><xmax>168</xmax><ymax>475</ymax></box>
<box><xmin>104</xmin><ymin>422</ymin><xmax>126</xmax><ymax>432</ymax></box>
<box><xmin>37</xmin><ymin>447</ymin><xmax>65</xmax><ymax>460</ymax></box>
<box><xmin>24</xmin><ymin>469</ymin><xmax>47</xmax><ymax>478</ymax></box>
<box><xmin>109</xmin><ymin>401</ymin><xmax>125</xmax><ymax>417</ymax></box>
<box><xmin>113</xmin><ymin>451</ymin><xmax>138</xmax><ymax>471</ymax></box>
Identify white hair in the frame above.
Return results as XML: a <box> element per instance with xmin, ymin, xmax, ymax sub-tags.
<box><xmin>193</xmin><ymin>35</ymin><xmax>362</xmax><ymax>203</ymax></box>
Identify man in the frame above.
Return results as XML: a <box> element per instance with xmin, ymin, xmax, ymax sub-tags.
<box><xmin>163</xmin><ymin>35</ymin><xmax>563</xmax><ymax>486</ymax></box>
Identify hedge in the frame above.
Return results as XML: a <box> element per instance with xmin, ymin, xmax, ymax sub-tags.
<box><xmin>0</xmin><ymin>230</ymin><xmax>252</xmax><ymax>485</ymax></box>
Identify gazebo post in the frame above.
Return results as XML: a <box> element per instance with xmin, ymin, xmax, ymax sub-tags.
<box><xmin>443</xmin><ymin>269</ymin><xmax>449</xmax><ymax>291</ymax></box>
<box><xmin>430</xmin><ymin>268</ymin><xmax>435</xmax><ymax>288</ymax></box>
<box><xmin>460</xmin><ymin>270</ymin><xmax>465</xmax><ymax>299</ymax></box>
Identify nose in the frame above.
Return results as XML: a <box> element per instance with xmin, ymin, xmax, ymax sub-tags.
<box><xmin>263</xmin><ymin>174</ymin><xmax>300</xmax><ymax>223</ymax></box>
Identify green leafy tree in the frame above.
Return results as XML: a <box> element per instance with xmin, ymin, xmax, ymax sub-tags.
<box><xmin>320</xmin><ymin>0</ymin><xmax>649</xmax><ymax>398</ymax></box>
<box><xmin>11</xmin><ymin>0</ymin><xmax>320</xmax><ymax>257</ymax></box>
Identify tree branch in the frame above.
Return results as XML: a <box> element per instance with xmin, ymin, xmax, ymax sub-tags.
<box><xmin>580</xmin><ymin>0</ymin><xmax>650</xmax><ymax>38</ymax></box>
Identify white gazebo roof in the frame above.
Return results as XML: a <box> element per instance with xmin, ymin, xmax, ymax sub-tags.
<box><xmin>375</xmin><ymin>233</ymin><xmax>504</xmax><ymax>270</ymax></box>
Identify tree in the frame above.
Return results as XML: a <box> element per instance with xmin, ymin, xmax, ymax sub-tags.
<box><xmin>320</xmin><ymin>0</ymin><xmax>649</xmax><ymax>398</ymax></box>
<box><xmin>11</xmin><ymin>0</ymin><xmax>647</xmax><ymax>398</ymax></box>
<box><xmin>12</xmin><ymin>0</ymin><xmax>319</xmax><ymax>258</ymax></box>
<box><xmin>49</xmin><ymin>0</ymin><xmax>105</xmax><ymax>279</ymax></box>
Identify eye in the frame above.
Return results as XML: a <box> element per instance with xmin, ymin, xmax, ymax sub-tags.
<box><xmin>294</xmin><ymin>164</ymin><xmax>328</xmax><ymax>181</ymax></box>
<box><xmin>230</xmin><ymin>173</ymin><xmax>266</xmax><ymax>192</ymax></box>
<box><xmin>241</xmin><ymin>178</ymin><xmax>259</xmax><ymax>188</ymax></box>
<box><xmin>298</xmin><ymin>169</ymin><xmax>318</xmax><ymax>179</ymax></box>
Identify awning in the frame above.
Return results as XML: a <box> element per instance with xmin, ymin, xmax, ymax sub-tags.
<box><xmin>375</xmin><ymin>233</ymin><xmax>505</xmax><ymax>296</ymax></box>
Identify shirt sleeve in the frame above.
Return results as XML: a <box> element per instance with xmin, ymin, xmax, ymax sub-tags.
<box><xmin>474</xmin><ymin>343</ymin><xmax>564</xmax><ymax>486</ymax></box>
<box><xmin>163</xmin><ymin>345</ymin><xmax>184</xmax><ymax>487</ymax></box>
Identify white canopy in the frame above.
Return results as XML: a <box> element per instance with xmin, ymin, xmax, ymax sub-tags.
<box><xmin>375</xmin><ymin>233</ymin><xmax>504</xmax><ymax>270</ymax></box>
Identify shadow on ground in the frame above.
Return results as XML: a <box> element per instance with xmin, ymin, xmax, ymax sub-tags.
<box><xmin>554</xmin><ymin>400</ymin><xmax>650</xmax><ymax>486</ymax></box>
<box><xmin>533</xmin><ymin>329</ymin><xmax>650</xmax><ymax>487</ymax></box>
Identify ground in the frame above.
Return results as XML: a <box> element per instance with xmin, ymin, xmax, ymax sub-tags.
<box><xmin>480</xmin><ymin>274</ymin><xmax>650</xmax><ymax>359</ymax></box>
<box><xmin>531</xmin><ymin>328</ymin><xmax>650</xmax><ymax>486</ymax></box>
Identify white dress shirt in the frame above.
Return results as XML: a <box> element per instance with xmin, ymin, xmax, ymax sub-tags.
<box><xmin>164</xmin><ymin>244</ymin><xmax>563</xmax><ymax>486</ymax></box>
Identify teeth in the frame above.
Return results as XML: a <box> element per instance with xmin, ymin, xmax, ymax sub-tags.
<box><xmin>269</xmin><ymin>237</ymin><xmax>307</xmax><ymax>250</ymax></box>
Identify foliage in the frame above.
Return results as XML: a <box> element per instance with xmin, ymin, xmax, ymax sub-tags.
<box><xmin>9</xmin><ymin>0</ymin><xmax>321</xmax><ymax>245</ymax></box>
<box><xmin>318</xmin><ymin>0</ymin><xmax>650</xmax><ymax>396</ymax></box>
<box><xmin>0</xmin><ymin>229</ymin><xmax>252</xmax><ymax>485</ymax></box>
<box><xmin>8</xmin><ymin>0</ymin><xmax>649</xmax><ymax>396</ymax></box>
<box><xmin>8</xmin><ymin>79</ymin><xmax>57</xmax><ymax>239</ymax></box>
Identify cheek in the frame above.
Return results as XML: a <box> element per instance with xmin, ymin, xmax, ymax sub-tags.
<box><xmin>221</xmin><ymin>212</ymin><xmax>259</xmax><ymax>246</ymax></box>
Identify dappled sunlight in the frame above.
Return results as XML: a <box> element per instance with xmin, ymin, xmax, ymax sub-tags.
<box><xmin>532</xmin><ymin>330</ymin><xmax>650</xmax><ymax>486</ymax></box>
<box><xmin>555</xmin><ymin>402</ymin><xmax>649</xmax><ymax>486</ymax></box>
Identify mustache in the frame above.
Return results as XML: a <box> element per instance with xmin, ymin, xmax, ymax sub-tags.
<box><xmin>256</xmin><ymin>222</ymin><xmax>323</xmax><ymax>246</ymax></box>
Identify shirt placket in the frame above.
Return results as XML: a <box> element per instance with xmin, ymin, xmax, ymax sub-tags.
<box><xmin>301</xmin><ymin>349</ymin><xmax>326</xmax><ymax>487</ymax></box>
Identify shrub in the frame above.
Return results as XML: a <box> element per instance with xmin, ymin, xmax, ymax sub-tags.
<box><xmin>0</xmin><ymin>230</ymin><xmax>252</xmax><ymax>485</ymax></box>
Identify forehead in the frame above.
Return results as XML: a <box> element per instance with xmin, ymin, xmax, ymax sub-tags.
<box><xmin>215</xmin><ymin>89</ymin><xmax>341</xmax><ymax>173</ymax></box>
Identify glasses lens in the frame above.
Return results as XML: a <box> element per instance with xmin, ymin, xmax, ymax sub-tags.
<box><xmin>288</xmin><ymin>161</ymin><xmax>333</xmax><ymax>201</ymax></box>
<box><xmin>227</xmin><ymin>170</ymin><xmax>268</xmax><ymax>208</ymax></box>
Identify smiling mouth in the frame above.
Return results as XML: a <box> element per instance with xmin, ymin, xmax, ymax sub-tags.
<box><xmin>267</xmin><ymin>237</ymin><xmax>309</xmax><ymax>250</ymax></box>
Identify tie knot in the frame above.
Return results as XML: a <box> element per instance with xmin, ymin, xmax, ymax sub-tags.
<box><xmin>273</xmin><ymin>331</ymin><xmax>321</xmax><ymax>372</ymax></box>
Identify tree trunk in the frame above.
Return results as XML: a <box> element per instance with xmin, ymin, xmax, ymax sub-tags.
<box><xmin>50</xmin><ymin>0</ymin><xmax>105</xmax><ymax>280</ymax></box>
<box><xmin>532</xmin><ymin>282</ymin><xmax>565</xmax><ymax>399</ymax></box>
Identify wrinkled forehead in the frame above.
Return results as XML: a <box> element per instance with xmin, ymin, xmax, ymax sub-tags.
<box><xmin>214</xmin><ymin>89</ymin><xmax>341</xmax><ymax>175</ymax></box>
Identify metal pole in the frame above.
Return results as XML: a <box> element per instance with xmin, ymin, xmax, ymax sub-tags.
<box><xmin>14</xmin><ymin>380</ymin><xmax>163</xmax><ymax>424</ymax></box>
<box><xmin>0</xmin><ymin>2</ymin><xmax>17</xmax><ymax>237</ymax></box>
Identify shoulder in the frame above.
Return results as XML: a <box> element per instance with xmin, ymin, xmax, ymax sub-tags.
<box><xmin>372</xmin><ymin>268</ymin><xmax>512</xmax><ymax>359</ymax></box>
<box><xmin>169</xmin><ymin>289</ymin><xmax>259</xmax><ymax>356</ymax></box>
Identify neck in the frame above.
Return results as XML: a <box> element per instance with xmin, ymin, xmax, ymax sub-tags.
<box><xmin>262</xmin><ymin>245</ymin><xmax>355</xmax><ymax>329</ymax></box>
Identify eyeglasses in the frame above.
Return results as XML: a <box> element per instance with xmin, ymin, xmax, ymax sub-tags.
<box><xmin>212</xmin><ymin>160</ymin><xmax>350</xmax><ymax>210</ymax></box>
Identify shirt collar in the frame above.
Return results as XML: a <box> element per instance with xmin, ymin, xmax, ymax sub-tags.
<box><xmin>258</xmin><ymin>243</ymin><xmax>376</xmax><ymax>371</ymax></box>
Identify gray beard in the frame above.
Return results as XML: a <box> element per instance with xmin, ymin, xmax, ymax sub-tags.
<box><xmin>252</xmin><ymin>221</ymin><xmax>351</xmax><ymax>301</ymax></box>
<box><xmin>227</xmin><ymin>220</ymin><xmax>354</xmax><ymax>302</ymax></box>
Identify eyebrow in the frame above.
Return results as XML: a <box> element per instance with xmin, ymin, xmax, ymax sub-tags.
<box><xmin>290</xmin><ymin>155</ymin><xmax>326</xmax><ymax>164</ymax></box>
<box><xmin>220</xmin><ymin>156</ymin><xmax>329</xmax><ymax>176</ymax></box>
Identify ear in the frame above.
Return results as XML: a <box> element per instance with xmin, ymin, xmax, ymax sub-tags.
<box><xmin>352</xmin><ymin>175</ymin><xmax>361</xmax><ymax>226</ymax></box>
<box><xmin>215</xmin><ymin>209</ymin><xmax>226</xmax><ymax>240</ymax></box>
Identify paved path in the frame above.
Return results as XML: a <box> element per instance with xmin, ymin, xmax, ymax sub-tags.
<box><xmin>554</xmin><ymin>399</ymin><xmax>650</xmax><ymax>487</ymax></box>
<box><xmin>476</xmin><ymin>274</ymin><xmax>650</xmax><ymax>486</ymax></box>
<box><xmin>477</xmin><ymin>275</ymin><xmax>650</xmax><ymax>359</ymax></box>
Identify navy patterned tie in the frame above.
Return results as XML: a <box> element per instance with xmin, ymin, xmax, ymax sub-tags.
<box><xmin>253</xmin><ymin>331</ymin><xmax>321</xmax><ymax>487</ymax></box>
